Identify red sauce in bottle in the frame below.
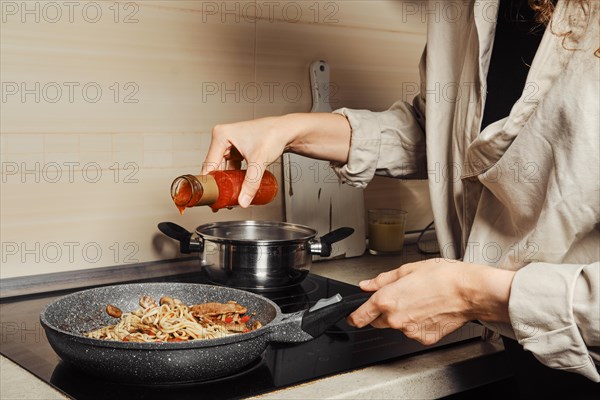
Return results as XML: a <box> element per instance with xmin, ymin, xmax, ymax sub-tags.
<box><xmin>171</xmin><ymin>178</ymin><xmax>194</xmax><ymax>214</ymax></box>
<box><xmin>171</xmin><ymin>170</ymin><xmax>278</xmax><ymax>213</ymax></box>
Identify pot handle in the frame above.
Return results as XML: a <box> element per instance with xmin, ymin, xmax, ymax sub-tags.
<box><xmin>157</xmin><ymin>222</ymin><xmax>203</xmax><ymax>254</ymax></box>
<box><xmin>313</xmin><ymin>227</ymin><xmax>354</xmax><ymax>257</ymax></box>
<box><xmin>300</xmin><ymin>292</ymin><xmax>371</xmax><ymax>337</ymax></box>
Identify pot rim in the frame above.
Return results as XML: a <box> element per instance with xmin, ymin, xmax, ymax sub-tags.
<box><xmin>194</xmin><ymin>220</ymin><xmax>318</xmax><ymax>245</ymax></box>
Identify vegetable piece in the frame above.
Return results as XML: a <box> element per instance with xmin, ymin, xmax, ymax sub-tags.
<box><xmin>106</xmin><ymin>304</ymin><xmax>123</xmax><ymax>318</ymax></box>
<box><xmin>139</xmin><ymin>295</ymin><xmax>157</xmax><ymax>309</ymax></box>
<box><xmin>251</xmin><ymin>321</ymin><xmax>262</xmax><ymax>330</ymax></box>
<box><xmin>160</xmin><ymin>296</ymin><xmax>175</xmax><ymax>307</ymax></box>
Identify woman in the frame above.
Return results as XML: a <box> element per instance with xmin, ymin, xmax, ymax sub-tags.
<box><xmin>201</xmin><ymin>0</ymin><xmax>599</xmax><ymax>394</ymax></box>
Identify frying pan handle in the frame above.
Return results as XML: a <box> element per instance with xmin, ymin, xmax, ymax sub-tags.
<box><xmin>300</xmin><ymin>292</ymin><xmax>371</xmax><ymax>338</ymax></box>
<box><xmin>312</xmin><ymin>227</ymin><xmax>354</xmax><ymax>257</ymax></box>
<box><xmin>157</xmin><ymin>222</ymin><xmax>203</xmax><ymax>254</ymax></box>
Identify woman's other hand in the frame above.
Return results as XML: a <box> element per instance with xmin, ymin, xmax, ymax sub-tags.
<box><xmin>347</xmin><ymin>258</ymin><xmax>515</xmax><ymax>345</ymax></box>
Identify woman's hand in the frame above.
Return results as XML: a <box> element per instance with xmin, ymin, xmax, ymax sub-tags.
<box><xmin>201</xmin><ymin>116</ymin><xmax>291</xmax><ymax>207</ymax></box>
<box><xmin>201</xmin><ymin>113</ymin><xmax>351</xmax><ymax>207</ymax></box>
<box><xmin>347</xmin><ymin>258</ymin><xmax>515</xmax><ymax>345</ymax></box>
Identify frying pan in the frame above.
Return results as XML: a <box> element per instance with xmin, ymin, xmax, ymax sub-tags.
<box><xmin>40</xmin><ymin>282</ymin><xmax>369</xmax><ymax>384</ymax></box>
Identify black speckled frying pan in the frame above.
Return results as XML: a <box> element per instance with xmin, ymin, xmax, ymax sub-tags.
<box><xmin>40</xmin><ymin>282</ymin><xmax>369</xmax><ymax>384</ymax></box>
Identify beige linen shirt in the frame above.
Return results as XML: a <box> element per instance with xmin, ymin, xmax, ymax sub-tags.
<box><xmin>333</xmin><ymin>0</ymin><xmax>599</xmax><ymax>381</ymax></box>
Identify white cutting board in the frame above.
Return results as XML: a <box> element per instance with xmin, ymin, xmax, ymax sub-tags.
<box><xmin>283</xmin><ymin>60</ymin><xmax>366</xmax><ymax>259</ymax></box>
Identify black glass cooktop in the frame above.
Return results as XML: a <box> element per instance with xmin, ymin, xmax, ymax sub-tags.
<box><xmin>0</xmin><ymin>270</ymin><xmax>483</xmax><ymax>399</ymax></box>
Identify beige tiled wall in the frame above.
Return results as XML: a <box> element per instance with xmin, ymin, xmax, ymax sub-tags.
<box><xmin>1</xmin><ymin>0</ymin><xmax>429</xmax><ymax>278</ymax></box>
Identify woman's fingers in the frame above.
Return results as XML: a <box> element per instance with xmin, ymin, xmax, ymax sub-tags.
<box><xmin>201</xmin><ymin>135</ymin><xmax>230</xmax><ymax>175</ymax></box>
<box><xmin>350</xmin><ymin>266</ymin><xmax>415</xmax><ymax>326</ymax></box>
<box><xmin>359</xmin><ymin>264</ymin><xmax>414</xmax><ymax>291</ymax></box>
<box><xmin>238</xmin><ymin>162</ymin><xmax>267</xmax><ymax>208</ymax></box>
<box><xmin>346</xmin><ymin>299</ymin><xmax>382</xmax><ymax>328</ymax></box>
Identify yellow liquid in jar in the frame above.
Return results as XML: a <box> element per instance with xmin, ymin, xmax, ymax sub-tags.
<box><xmin>368</xmin><ymin>221</ymin><xmax>405</xmax><ymax>254</ymax></box>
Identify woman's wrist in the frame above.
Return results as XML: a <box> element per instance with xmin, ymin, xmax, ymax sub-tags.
<box><xmin>460</xmin><ymin>263</ymin><xmax>515</xmax><ymax>323</ymax></box>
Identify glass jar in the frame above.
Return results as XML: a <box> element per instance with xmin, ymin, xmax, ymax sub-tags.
<box><xmin>171</xmin><ymin>170</ymin><xmax>278</xmax><ymax>213</ymax></box>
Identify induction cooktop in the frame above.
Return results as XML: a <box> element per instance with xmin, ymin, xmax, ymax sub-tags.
<box><xmin>0</xmin><ymin>268</ymin><xmax>483</xmax><ymax>399</ymax></box>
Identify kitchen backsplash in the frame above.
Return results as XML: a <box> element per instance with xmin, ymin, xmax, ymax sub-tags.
<box><xmin>1</xmin><ymin>0</ymin><xmax>429</xmax><ymax>278</ymax></box>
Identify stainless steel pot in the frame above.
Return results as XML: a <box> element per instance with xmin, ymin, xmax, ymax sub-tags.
<box><xmin>158</xmin><ymin>221</ymin><xmax>354</xmax><ymax>291</ymax></box>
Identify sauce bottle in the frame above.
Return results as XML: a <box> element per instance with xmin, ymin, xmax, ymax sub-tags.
<box><xmin>171</xmin><ymin>170</ymin><xmax>278</xmax><ymax>213</ymax></box>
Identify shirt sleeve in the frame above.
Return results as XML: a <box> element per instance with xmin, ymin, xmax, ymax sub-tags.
<box><xmin>508</xmin><ymin>261</ymin><xmax>600</xmax><ymax>382</ymax></box>
<box><xmin>330</xmin><ymin>51</ymin><xmax>428</xmax><ymax>188</ymax></box>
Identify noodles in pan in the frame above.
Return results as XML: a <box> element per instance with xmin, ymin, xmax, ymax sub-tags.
<box><xmin>85</xmin><ymin>295</ymin><xmax>262</xmax><ymax>343</ymax></box>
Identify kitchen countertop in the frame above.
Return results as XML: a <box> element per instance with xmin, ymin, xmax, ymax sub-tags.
<box><xmin>0</xmin><ymin>244</ymin><xmax>511</xmax><ymax>399</ymax></box>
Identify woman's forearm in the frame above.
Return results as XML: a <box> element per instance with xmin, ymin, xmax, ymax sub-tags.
<box><xmin>281</xmin><ymin>112</ymin><xmax>352</xmax><ymax>164</ymax></box>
